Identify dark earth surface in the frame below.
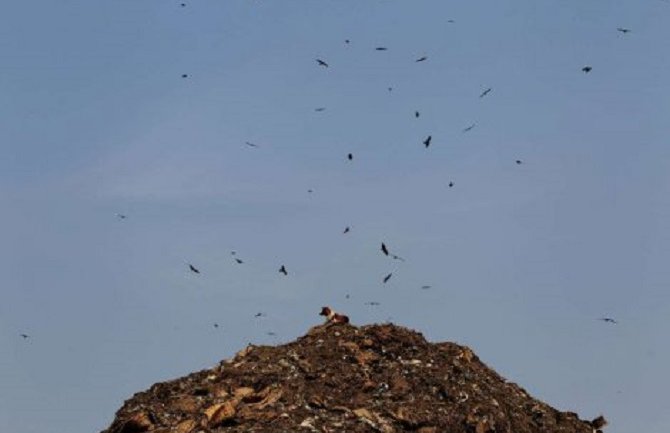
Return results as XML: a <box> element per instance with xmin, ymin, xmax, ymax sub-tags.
<box><xmin>102</xmin><ymin>322</ymin><xmax>605</xmax><ymax>433</ymax></box>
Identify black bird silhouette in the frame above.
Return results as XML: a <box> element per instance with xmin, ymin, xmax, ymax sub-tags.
<box><xmin>480</xmin><ymin>88</ymin><xmax>492</xmax><ymax>98</ymax></box>
<box><xmin>180</xmin><ymin>3</ymin><xmax>186</xmax><ymax>7</ymax></box>
<box><xmin>314</xmin><ymin>107</ymin><xmax>326</xmax><ymax>112</ymax></box>
<box><xmin>423</xmin><ymin>135</ymin><xmax>432</xmax><ymax>148</ymax></box>
<box><xmin>391</xmin><ymin>254</ymin><xmax>405</xmax><ymax>262</ymax></box>
<box><xmin>448</xmin><ymin>181</ymin><xmax>454</xmax><ymax>188</ymax></box>
<box><xmin>213</xmin><ymin>323</ymin><xmax>219</xmax><ymax>328</ymax></box>
<box><xmin>365</xmin><ymin>301</ymin><xmax>381</xmax><ymax>306</ymax></box>
<box><xmin>616</xmin><ymin>27</ymin><xmax>631</xmax><ymax>34</ymax></box>
<box><xmin>598</xmin><ymin>317</ymin><xmax>618</xmax><ymax>324</ymax></box>
<box><xmin>307</xmin><ymin>189</ymin><xmax>314</xmax><ymax>193</ymax></box>
<box><xmin>421</xmin><ymin>285</ymin><xmax>432</xmax><ymax>290</ymax></box>
<box><xmin>316</xmin><ymin>59</ymin><xmax>329</xmax><ymax>68</ymax></box>
<box><xmin>383</xmin><ymin>273</ymin><xmax>393</xmax><ymax>283</ymax></box>
<box><xmin>415</xmin><ymin>111</ymin><xmax>420</xmax><ymax>118</ymax></box>
<box><xmin>234</xmin><ymin>258</ymin><xmax>243</xmax><ymax>264</ymax></box>
<box><xmin>582</xmin><ymin>66</ymin><xmax>592</xmax><ymax>73</ymax></box>
<box><xmin>255</xmin><ymin>312</ymin><xmax>266</xmax><ymax>318</ymax></box>
<box><xmin>115</xmin><ymin>213</ymin><xmax>127</xmax><ymax>219</ymax></box>
<box><xmin>515</xmin><ymin>159</ymin><xmax>523</xmax><ymax>165</ymax></box>
<box><xmin>343</xmin><ymin>226</ymin><xmax>350</xmax><ymax>234</ymax></box>
<box><xmin>415</xmin><ymin>56</ymin><xmax>428</xmax><ymax>62</ymax></box>
<box><xmin>463</xmin><ymin>124</ymin><xmax>476</xmax><ymax>133</ymax></box>
<box><xmin>375</xmin><ymin>47</ymin><xmax>388</xmax><ymax>51</ymax></box>
<box><xmin>345</xmin><ymin>39</ymin><xmax>350</xmax><ymax>44</ymax></box>
<box><xmin>20</xmin><ymin>333</ymin><xmax>29</xmax><ymax>339</ymax></box>
<box><xmin>181</xmin><ymin>74</ymin><xmax>188</xmax><ymax>78</ymax></box>
<box><xmin>387</xmin><ymin>87</ymin><xmax>393</xmax><ymax>92</ymax></box>
<box><xmin>279</xmin><ymin>265</ymin><xmax>288</xmax><ymax>275</ymax></box>
<box><xmin>244</xmin><ymin>141</ymin><xmax>259</xmax><ymax>148</ymax></box>
<box><xmin>347</xmin><ymin>153</ymin><xmax>353</xmax><ymax>161</ymax></box>
<box><xmin>447</xmin><ymin>19</ymin><xmax>455</xmax><ymax>23</ymax></box>
<box><xmin>267</xmin><ymin>331</ymin><xmax>277</xmax><ymax>336</ymax></box>
<box><xmin>381</xmin><ymin>242</ymin><xmax>389</xmax><ymax>256</ymax></box>
<box><xmin>189</xmin><ymin>264</ymin><xmax>200</xmax><ymax>274</ymax></box>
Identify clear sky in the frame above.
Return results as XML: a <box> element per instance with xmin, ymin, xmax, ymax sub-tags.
<box><xmin>1</xmin><ymin>1</ymin><xmax>669</xmax><ymax>432</ymax></box>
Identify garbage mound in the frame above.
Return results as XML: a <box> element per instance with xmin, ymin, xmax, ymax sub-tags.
<box><xmin>102</xmin><ymin>322</ymin><xmax>604</xmax><ymax>433</ymax></box>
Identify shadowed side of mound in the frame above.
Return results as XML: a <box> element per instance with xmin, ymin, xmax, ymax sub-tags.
<box><xmin>101</xmin><ymin>323</ymin><xmax>603</xmax><ymax>433</ymax></box>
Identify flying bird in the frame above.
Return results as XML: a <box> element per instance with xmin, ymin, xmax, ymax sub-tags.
<box><xmin>421</xmin><ymin>285</ymin><xmax>432</xmax><ymax>290</ymax></box>
<box><xmin>180</xmin><ymin>3</ymin><xmax>186</xmax><ymax>7</ymax></box>
<box><xmin>365</xmin><ymin>301</ymin><xmax>380</xmax><ymax>306</ymax></box>
<box><xmin>234</xmin><ymin>258</ymin><xmax>243</xmax><ymax>264</ymax></box>
<box><xmin>279</xmin><ymin>265</ymin><xmax>288</xmax><ymax>275</ymax></box>
<box><xmin>188</xmin><ymin>264</ymin><xmax>200</xmax><ymax>274</ymax></box>
<box><xmin>415</xmin><ymin>56</ymin><xmax>428</xmax><ymax>62</ymax></box>
<box><xmin>316</xmin><ymin>59</ymin><xmax>329</xmax><ymax>68</ymax></box>
<box><xmin>115</xmin><ymin>213</ymin><xmax>127</xmax><ymax>219</ymax></box>
<box><xmin>480</xmin><ymin>87</ymin><xmax>492</xmax><ymax>98</ymax></box>
<box><xmin>381</xmin><ymin>242</ymin><xmax>389</xmax><ymax>256</ymax></box>
<box><xmin>598</xmin><ymin>317</ymin><xmax>618</xmax><ymax>324</ymax></box>
<box><xmin>582</xmin><ymin>66</ymin><xmax>592</xmax><ymax>73</ymax></box>
<box><xmin>181</xmin><ymin>74</ymin><xmax>188</xmax><ymax>78</ymax></box>
<box><xmin>383</xmin><ymin>273</ymin><xmax>393</xmax><ymax>283</ymax></box>
<box><xmin>423</xmin><ymin>135</ymin><xmax>432</xmax><ymax>148</ymax></box>
<box><xmin>391</xmin><ymin>254</ymin><xmax>405</xmax><ymax>262</ymax></box>
<box><xmin>387</xmin><ymin>87</ymin><xmax>393</xmax><ymax>92</ymax></box>
<box><xmin>616</xmin><ymin>27</ymin><xmax>631</xmax><ymax>34</ymax></box>
<box><xmin>343</xmin><ymin>226</ymin><xmax>350</xmax><ymax>234</ymax></box>
<box><xmin>462</xmin><ymin>124</ymin><xmax>476</xmax><ymax>133</ymax></box>
<box><xmin>347</xmin><ymin>153</ymin><xmax>353</xmax><ymax>161</ymax></box>
<box><xmin>448</xmin><ymin>181</ymin><xmax>454</xmax><ymax>188</ymax></box>
<box><xmin>515</xmin><ymin>159</ymin><xmax>523</xmax><ymax>165</ymax></box>
<box><xmin>447</xmin><ymin>19</ymin><xmax>455</xmax><ymax>23</ymax></box>
<box><xmin>213</xmin><ymin>323</ymin><xmax>219</xmax><ymax>328</ymax></box>
<box><xmin>415</xmin><ymin>111</ymin><xmax>420</xmax><ymax>118</ymax></box>
<box><xmin>314</xmin><ymin>107</ymin><xmax>326</xmax><ymax>112</ymax></box>
<box><xmin>345</xmin><ymin>39</ymin><xmax>350</xmax><ymax>44</ymax></box>
<box><xmin>254</xmin><ymin>312</ymin><xmax>266</xmax><ymax>318</ymax></box>
<box><xmin>375</xmin><ymin>47</ymin><xmax>388</xmax><ymax>51</ymax></box>
<box><xmin>20</xmin><ymin>333</ymin><xmax>29</xmax><ymax>339</ymax></box>
<box><xmin>244</xmin><ymin>141</ymin><xmax>259</xmax><ymax>148</ymax></box>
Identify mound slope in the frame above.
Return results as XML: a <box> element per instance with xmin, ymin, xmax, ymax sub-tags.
<box><xmin>102</xmin><ymin>322</ymin><xmax>603</xmax><ymax>433</ymax></box>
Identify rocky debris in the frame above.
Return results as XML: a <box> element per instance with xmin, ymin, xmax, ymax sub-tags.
<box><xmin>102</xmin><ymin>323</ymin><xmax>602</xmax><ymax>433</ymax></box>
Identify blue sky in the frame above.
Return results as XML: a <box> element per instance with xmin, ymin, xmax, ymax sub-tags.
<box><xmin>2</xmin><ymin>1</ymin><xmax>670</xmax><ymax>432</ymax></box>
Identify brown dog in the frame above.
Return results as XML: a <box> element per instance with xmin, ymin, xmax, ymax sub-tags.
<box><xmin>319</xmin><ymin>306</ymin><xmax>349</xmax><ymax>324</ymax></box>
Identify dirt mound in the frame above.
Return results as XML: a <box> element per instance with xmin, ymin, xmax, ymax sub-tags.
<box><xmin>101</xmin><ymin>322</ymin><xmax>604</xmax><ymax>433</ymax></box>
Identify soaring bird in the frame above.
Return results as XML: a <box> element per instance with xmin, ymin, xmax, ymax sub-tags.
<box><xmin>423</xmin><ymin>135</ymin><xmax>432</xmax><ymax>148</ymax></box>
<box><xmin>20</xmin><ymin>333</ymin><xmax>29</xmax><ymax>339</ymax></box>
<box><xmin>415</xmin><ymin>111</ymin><xmax>420</xmax><ymax>118</ymax></box>
<box><xmin>347</xmin><ymin>153</ymin><xmax>353</xmax><ymax>161</ymax></box>
<box><xmin>244</xmin><ymin>141</ymin><xmax>259</xmax><ymax>148</ymax></box>
<box><xmin>254</xmin><ymin>312</ymin><xmax>266</xmax><ymax>318</ymax></box>
<box><xmin>115</xmin><ymin>213</ymin><xmax>127</xmax><ymax>219</ymax></box>
<box><xmin>343</xmin><ymin>226</ymin><xmax>350</xmax><ymax>234</ymax></box>
<box><xmin>616</xmin><ymin>27</ymin><xmax>631</xmax><ymax>34</ymax></box>
<box><xmin>480</xmin><ymin>87</ymin><xmax>492</xmax><ymax>98</ymax></box>
<box><xmin>365</xmin><ymin>301</ymin><xmax>381</xmax><ymax>306</ymax></box>
<box><xmin>515</xmin><ymin>159</ymin><xmax>523</xmax><ymax>165</ymax></box>
<box><xmin>463</xmin><ymin>124</ymin><xmax>476</xmax><ymax>133</ymax></box>
<box><xmin>213</xmin><ymin>323</ymin><xmax>219</xmax><ymax>328</ymax></box>
<box><xmin>188</xmin><ymin>264</ymin><xmax>200</xmax><ymax>274</ymax></box>
<box><xmin>448</xmin><ymin>181</ymin><xmax>454</xmax><ymax>188</ymax></box>
<box><xmin>316</xmin><ymin>59</ymin><xmax>329</xmax><ymax>67</ymax></box>
<box><xmin>421</xmin><ymin>285</ymin><xmax>432</xmax><ymax>290</ymax></box>
<box><xmin>391</xmin><ymin>254</ymin><xmax>405</xmax><ymax>262</ymax></box>
<box><xmin>598</xmin><ymin>317</ymin><xmax>618</xmax><ymax>324</ymax></box>
<box><xmin>234</xmin><ymin>258</ymin><xmax>243</xmax><ymax>264</ymax></box>
<box><xmin>381</xmin><ymin>242</ymin><xmax>389</xmax><ymax>256</ymax></box>
<box><xmin>582</xmin><ymin>66</ymin><xmax>592</xmax><ymax>73</ymax></box>
<box><xmin>383</xmin><ymin>273</ymin><xmax>393</xmax><ymax>283</ymax></box>
<box><xmin>180</xmin><ymin>3</ymin><xmax>186</xmax><ymax>7</ymax></box>
<box><xmin>415</xmin><ymin>56</ymin><xmax>428</xmax><ymax>62</ymax></box>
<box><xmin>345</xmin><ymin>39</ymin><xmax>350</xmax><ymax>44</ymax></box>
<box><xmin>375</xmin><ymin>47</ymin><xmax>388</xmax><ymax>51</ymax></box>
<box><xmin>314</xmin><ymin>107</ymin><xmax>326</xmax><ymax>112</ymax></box>
<box><xmin>181</xmin><ymin>74</ymin><xmax>189</xmax><ymax>78</ymax></box>
<box><xmin>279</xmin><ymin>265</ymin><xmax>288</xmax><ymax>275</ymax></box>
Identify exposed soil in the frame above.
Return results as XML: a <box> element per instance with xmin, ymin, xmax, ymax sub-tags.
<box><xmin>101</xmin><ymin>322</ymin><xmax>604</xmax><ymax>433</ymax></box>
